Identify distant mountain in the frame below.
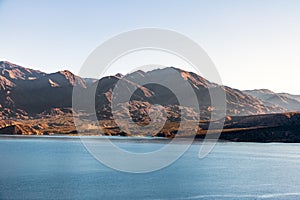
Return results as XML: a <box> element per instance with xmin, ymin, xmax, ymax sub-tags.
<box><xmin>0</xmin><ymin>61</ymin><xmax>287</xmax><ymax>120</ymax></box>
<box><xmin>243</xmin><ymin>89</ymin><xmax>300</xmax><ymax>111</ymax></box>
<box><xmin>278</xmin><ymin>92</ymin><xmax>300</xmax><ymax>102</ymax></box>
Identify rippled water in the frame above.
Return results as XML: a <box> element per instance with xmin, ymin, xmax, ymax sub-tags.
<box><xmin>0</xmin><ymin>136</ymin><xmax>299</xmax><ymax>199</ymax></box>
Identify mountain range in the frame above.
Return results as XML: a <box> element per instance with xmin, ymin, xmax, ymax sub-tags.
<box><xmin>1</xmin><ymin>61</ymin><xmax>300</xmax><ymax>141</ymax></box>
<box><xmin>0</xmin><ymin>61</ymin><xmax>290</xmax><ymax>119</ymax></box>
<box><xmin>244</xmin><ymin>89</ymin><xmax>300</xmax><ymax>111</ymax></box>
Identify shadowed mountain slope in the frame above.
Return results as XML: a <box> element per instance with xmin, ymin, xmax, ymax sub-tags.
<box><xmin>0</xmin><ymin>61</ymin><xmax>287</xmax><ymax>120</ymax></box>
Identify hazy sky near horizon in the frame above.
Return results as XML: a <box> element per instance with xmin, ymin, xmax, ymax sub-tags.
<box><xmin>0</xmin><ymin>0</ymin><xmax>300</xmax><ymax>94</ymax></box>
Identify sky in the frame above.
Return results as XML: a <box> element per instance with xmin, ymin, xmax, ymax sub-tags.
<box><xmin>0</xmin><ymin>0</ymin><xmax>300</xmax><ymax>94</ymax></box>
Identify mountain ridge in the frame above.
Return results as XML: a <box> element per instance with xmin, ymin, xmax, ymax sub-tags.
<box><xmin>1</xmin><ymin>61</ymin><xmax>300</xmax><ymax>141</ymax></box>
<box><xmin>244</xmin><ymin>89</ymin><xmax>300</xmax><ymax>111</ymax></box>
<box><xmin>0</xmin><ymin>61</ymin><xmax>291</xmax><ymax>120</ymax></box>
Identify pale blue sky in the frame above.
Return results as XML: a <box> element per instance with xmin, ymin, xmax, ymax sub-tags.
<box><xmin>0</xmin><ymin>0</ymin><xmax>300</xmax><ymax>94</ymax></box>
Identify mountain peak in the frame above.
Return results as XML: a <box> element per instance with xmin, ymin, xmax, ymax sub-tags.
<box><xmin>0</xmin><ymin>61</ymin><xmax>16</xmax><ymax>66</ymax></box>
<box><xmin>244</xmin><ymin>89</ymin><xmax>275</xmax><ymax>94</ymax></box>
<box><xmin>0</xmin><ymin>61</ymin><xmax>46</xmax><ymax>81</ymax></box>
<box><xmin>58</xmin><ymin>69</ymin><xmax>73</xmax><ymax>75</ymax></box>
<box><xmin>115</xmin><ymin>73</ymin><xmax>123</xmax><ymax>78</ymax></box>
<box><xmin>48</xmin><ymin>70</ymin><xmax>86</xmax><ymax>88</ymax></box>
<box><xmin>57</xmin><ymin>70</ymin><xmax>76</xmax><ymax>81</ymax></box>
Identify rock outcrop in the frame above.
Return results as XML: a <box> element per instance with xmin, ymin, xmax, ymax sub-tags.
<box><xmin>0</xmin><ymin>120</ymin><xmax>40</xmax><ymax>135</ymax></box>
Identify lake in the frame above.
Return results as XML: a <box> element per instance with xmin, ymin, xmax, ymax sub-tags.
<box><xmin>0</xmin><ymin>136</ymin><xmax>300</xmax><ymax>199</ymax></box>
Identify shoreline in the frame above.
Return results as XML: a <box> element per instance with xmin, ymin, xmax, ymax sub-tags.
<box><xmin>1</xmin><ymin>134</ymin><xmax>300</xmax><ymax>144</ymax></box>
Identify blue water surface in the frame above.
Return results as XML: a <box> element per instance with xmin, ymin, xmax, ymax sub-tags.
<box><xmin>0</xmin><ymin>136</ymin><xmax>299</xmax><ymax>200</ymax></box>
